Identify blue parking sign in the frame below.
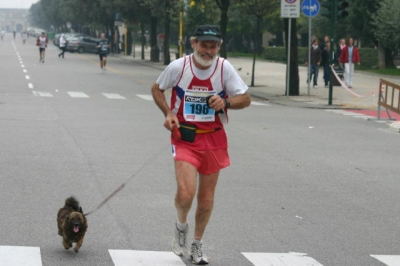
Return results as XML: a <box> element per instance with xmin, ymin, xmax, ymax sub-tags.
<box><xmin>301</xmin><ymin>0</ymin><xmax>320</xmax><ymax>17</ymax></box>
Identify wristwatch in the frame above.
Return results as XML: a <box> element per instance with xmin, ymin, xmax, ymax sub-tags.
<box><xmin>224</xmin><ymin>98</ymin><xmax>231</xmax><ymax>109</ymax></box>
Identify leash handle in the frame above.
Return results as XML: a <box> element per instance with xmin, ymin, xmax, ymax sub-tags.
<box><xmin>84</xmin><ymin>183</ymin><xmax>125</xmax><ymax>216</ymax></box>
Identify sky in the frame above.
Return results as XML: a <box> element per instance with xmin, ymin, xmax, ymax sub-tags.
<box><xmin>0</xmin><ymin>0</ymin><xmax>39</xmax><ymax>9</ymax></box>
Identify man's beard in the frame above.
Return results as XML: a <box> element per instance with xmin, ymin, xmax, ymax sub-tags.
<box><xmin>193</xmin><ymin>50</ymin><xmax>215</xmax><ymax>67</ymax></box>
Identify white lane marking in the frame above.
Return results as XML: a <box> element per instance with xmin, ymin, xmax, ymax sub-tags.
<box><xmin>28</xmin><ymin>83</ymin><xmax>33</xmax><ymax>89</ymax></box>
<box><xmin>21</xmin><ymin>65</ymin><xmax>25</xmax><ymax>67</ymax></box>
<box><xmin>32</xmin><ymin>91</ymin><xmax>53</xmax><ymax>97</ymax></box>
<box><xmin>102</xmin><ymin>93</ymin><xmax>126</xmax><ymax>99</ymax></box>
<box><xmin>25</xmin><ymin>75</ymin><xmax>30</xmax><ymax>80</ymax></box>
<box><xmin>136</xmin><ymin>94</ymin><xmax>154</xmax><ymax>101</ymax></box>
<box><xmin>242</xmin><ymin>252</ymin><xmax>323</xmax><ymax>266</ymax></box>
<box><xmin>371</xmin><ymin>255</ymin><xmax>400</xmax><ymax>265</ymax></box>
<box><xmin>23</xmin><ymin>69</ymin><xmax>27</xmax><ymax>73</ymax></box>
<box><xmin>0</xmin><ymin>246</ymin><xmax>42</xmax><ymax>266</ymax></box>
<box><xmin>251</xmin><ymin>101</ymin><xmax>270</xmax><ymax>106</ymax></box>
<box><xmin>109</xmin><ymin>250</ymin><xmax>186</xmax><ymax>266</ymax></box>
<box><xmin>67</xmin><ymin>92</ymin><xmax>89</xmax><ymax>98</ymax></box>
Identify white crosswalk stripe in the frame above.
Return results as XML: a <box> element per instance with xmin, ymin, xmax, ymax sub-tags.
<box><xmin>109</xmin><ymin>250</ymin><xmax>186</xmax><ymax>266</ymax></box>
<box><xmin>102</xmin><ymin>93</ymin><xmax>126</xmax><ymax>99</ymax></box>
<box><xmin>0</xmin><ymin>246</ymin><xmax>42</xmax><ymax>266</ymax></box>
<box><xmin>32</xmin><ymin>91</ymin><xmax>53</xmax><ymax>97</ymax></box>
<box><xmin>371</xmin><ymin>255</ymin><xmax>400</xmax><ymax>266</ymax></box>
<box><xmin>242</xmin><ymin>252</ymin><xmax>323</xmax><ymax>266</ymax></box>
<box><xmin>67</xmin><ymin>91</ymin><xmax>90</xmax><ymax>98</ymax></box>
<box><xmin>0</xmin><ymin>245</ymin><xmax>398</xmax><ymax>265</ymax></box>
<box><xmin>325</xmin><ymin>109</ymin><xmax>376</xmax><ymax>120</ymax></box>
<box><xmin>136</xmin><ymin>94</ymin><xmax>154</xmax><ymax>101</ymax></box>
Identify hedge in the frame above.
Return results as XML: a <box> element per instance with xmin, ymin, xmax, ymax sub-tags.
<box><xmin>263</xmin><ymin>46</ymin><xmax>378</xmax><ymax>69</ymax></box>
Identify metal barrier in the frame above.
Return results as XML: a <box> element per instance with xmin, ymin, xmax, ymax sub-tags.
<box><xmin>368</xmin><ymin>79</ymin><xmax>399</xmax><ymax>121</ymax></box>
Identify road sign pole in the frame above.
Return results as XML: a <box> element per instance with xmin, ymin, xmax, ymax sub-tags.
<box><xmin>307</xmin><ymin>16</ymin><xmax>311</xmax><ymax>95</ymax></box>
<box><xmin>286</xmin><ymin>18</ymin><xmax>292</xmax><ymax>96</ymax></box>
<box><xmin>328</xmin><ymin>0</ymin><xmax>336</xmax><ymax>105</ymax></box>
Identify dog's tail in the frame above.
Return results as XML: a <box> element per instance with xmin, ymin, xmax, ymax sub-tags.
<box><xmin>65</xmin><ymin>196</ymin><xmax>80</xmax><ymax>211</ymax></box>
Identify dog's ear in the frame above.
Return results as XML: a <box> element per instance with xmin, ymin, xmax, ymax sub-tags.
<box><xmin>79</xmin><ymin>207</ymin><xmax>83</xmax><ymax>213</ymax></box>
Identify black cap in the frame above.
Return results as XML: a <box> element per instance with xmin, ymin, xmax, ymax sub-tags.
<box><xmin>193</xmin><ymin>25</ymin><xmax>221</xmax><ymax>42</ymax></box>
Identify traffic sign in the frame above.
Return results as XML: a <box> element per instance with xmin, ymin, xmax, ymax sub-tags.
<box><xmin>301</xmin><ymin>0</ymin><xmax>320</xmax><ymax>17</ymax></box>
<box><xmin>281</xmin><ymin>0</ymin><xmax>301</xmax><ymax>18</ymax></box>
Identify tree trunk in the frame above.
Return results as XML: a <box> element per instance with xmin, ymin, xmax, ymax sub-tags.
<box><xmin>163</xmin><ymin>0</ymin><xmax>171</xmax><ymax>65</ymax></box>
<box><xmin>218</xmin><ymin>0</ymin><xmax>229</xmax><ymax>58</ymax></box>
<box><xmin>150</xmin><ymin>16</ymin><xmax>159</xmax><ymax>62</ymax></box>
<box><xmin>284</xmin><ymin>18</ymin><xmax>299</xmax><ymax>96</ymax></box>
<box><xmin>377</xmin><ymin>42</ymin><xmax>385</xmax><ymax>70</ymax></box>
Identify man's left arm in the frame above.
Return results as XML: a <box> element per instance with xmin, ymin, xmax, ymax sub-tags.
<box><xmin>207</xmin><ymin>92</ymin><xmax>251</xmax><ymax>111</ymax></box>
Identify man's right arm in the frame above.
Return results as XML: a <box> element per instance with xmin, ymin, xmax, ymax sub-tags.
<box><xmin>151</xmin><ymin>83</ymin><xmax>178</xmax><ymax>130</ymax></box>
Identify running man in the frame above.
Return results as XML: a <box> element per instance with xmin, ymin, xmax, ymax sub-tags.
<box><xmin>96</xmin><ymin>33</ymin><xmax>110</xmax><ymax>73</ymax></box>
<box><xmin>151</xmin><ymin>25</ymin><xmax>251</xmax><ymax>264</ymax></box>
<box><xmin>36</xmin><ymin>32</ymin><xmax>48</xmax><ymax>63</ymax></box>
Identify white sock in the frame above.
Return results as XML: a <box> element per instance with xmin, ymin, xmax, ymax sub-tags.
<box><xmin>176</xmin><ymin>221</ymin><xmax>188</xmax><ymax>231</ymax></box>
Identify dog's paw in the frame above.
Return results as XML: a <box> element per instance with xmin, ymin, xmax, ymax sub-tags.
<box><xmin>74</xmin><ymin>249</ymin><xmax>79</xmax><ymax>253</ymax></box>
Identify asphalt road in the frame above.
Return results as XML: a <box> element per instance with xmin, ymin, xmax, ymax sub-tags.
<box><xmin>1</xmin><ymin>33</ymin><xmax>400</xmax><ymax>266</ymax></box>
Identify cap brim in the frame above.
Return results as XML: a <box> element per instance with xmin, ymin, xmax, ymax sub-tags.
<box><xmin>197</xmin><ymin>36</ymin><xmax>221</xmax><ymax>42</ymax></box>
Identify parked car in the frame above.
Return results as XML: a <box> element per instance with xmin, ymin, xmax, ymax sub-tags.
<box><xmin>53</xmin><ymin>33</ymin><xmax>84</xmax><ymax>47</ymax></box>
<box><xmin>66</xmin><ymin>36</ymin><xmax>101</xmax><ymax>53</ymax></box>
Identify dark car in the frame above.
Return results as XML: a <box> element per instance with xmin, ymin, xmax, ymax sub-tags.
<box><xmin>53</xmin><ymin>33</ymin><xmax>84</xmax><ymax>47</ymax></box>
<box><xmin>66</xmin><ymin>36</ymin><xmax>101</xmax><ymax>53</ymax></box>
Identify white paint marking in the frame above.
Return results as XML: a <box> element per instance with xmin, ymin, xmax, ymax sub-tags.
<box><xmin>371</xmin><ymin>255</ymin><xmax>400</xmax><ymax>265</ymax></box>
<box><xmin>242</xmin><ymin>252</ymin><xmax>323</xmax><ymax>266</ymax></box>
<box><xmin>0</xmin><ymin>246</ymin><xmax>42</xmax><ymax>266</ymax></box>
<box><xmin>102</xmin><ymin>93</ymin><xmax>126</xmax><ymax>100</ymax></box>
<box><xmin>21</xmin><ymin>65</ymin><xmax>25</xmax><ymax>68</ymax></box>
<box><xmin>109</xmin><ymin>250</ymin><xmax>186</xmax><ymax>266</ymax></box>
<box><xmin>67</xmin><ymin>92</ymin><xmax>89</xmax><ymax>98</ymax></box>
<box><xmin>251</xmin><ymin>101</ymin><xmax>270</xmax><ymax>106</ymax></box>
<box><xmin>23</xmin><ymin>69</ymin><xmax>27</xmax><ymax>73</ymax></box>
<box><xmin>25</xmin><ymin>75</ymin><xmax>30</xmax><ymax>80</ymax></box>
<box><xmin>136</xmin><ymin>94</ymin><xmax>154</xmax><ymax>101</ymax></box>
<box><xmin>32</xmin><ymin>91</ymin><xmax>53</xmax><ymax>97</ymax></box>
<box><xmin>28</xmin><ymin>83</ymin><xmax>34</xmax><ymax>89</ymax></box>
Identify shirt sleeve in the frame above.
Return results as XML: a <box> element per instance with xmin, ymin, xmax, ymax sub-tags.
<box><xmin>222</xmin><ymin>60</ymin><xmax>249</xmax><ymax>97</ymax></box>
<box><xmin>156</xmin><ymin>58</ymin><xmax>184</xmax><ymax>91</ymax></box>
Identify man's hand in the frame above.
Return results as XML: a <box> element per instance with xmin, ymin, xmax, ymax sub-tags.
<box><xmin>206</xmin><ymin>95</ymin><xmax>225</xmax><ymax>111</ymax></box>
<box><xmin>164</xmin><ymin>112</ymin><xmax>179</xmax><ymax>131</ymax></box>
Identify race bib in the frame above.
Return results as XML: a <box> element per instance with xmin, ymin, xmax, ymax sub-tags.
<box><xmin>183</xmin><ymin>90</ymin><xmax>215</xmax><ymax>122</ymax></box>
<box><xmin>101</xmin><ymin>44</ymin><xmax>108</xmax><ymax>51</ymax></box>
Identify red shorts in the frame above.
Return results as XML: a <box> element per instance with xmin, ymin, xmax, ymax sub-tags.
<box><xmin>172</xmin><ymin>145</ymin><xmax>230</xmax><ymax>175</ymax></box>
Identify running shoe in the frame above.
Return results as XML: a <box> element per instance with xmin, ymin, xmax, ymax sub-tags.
<box><xmin>171</xmin><ymin>223</ymin><xmax>188</xmax><ymax>257</ymax></box>
<box><xmin>190</xmin><ymin>241</ymin><xmax>209</xmax><ymax>265</ymax></box>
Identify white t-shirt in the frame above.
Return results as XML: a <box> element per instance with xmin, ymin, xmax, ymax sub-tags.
<box><xmin>156</xmin><ymin>55</ymin><xmax>248</xmax><ymax>98</ymax></box>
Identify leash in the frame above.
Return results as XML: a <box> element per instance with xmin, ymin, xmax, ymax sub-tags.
<box><xmin>84</xmin><ymin>183</ymin><xmax>125</xmax><ymax>217</ymax></box>
<box><xmin>83</xmin><ymin>144</ymin><xmax>167</xmax><ymax>217</ymax></box>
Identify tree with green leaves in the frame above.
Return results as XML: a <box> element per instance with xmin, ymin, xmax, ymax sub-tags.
<box><xmin>372</xmin><ymin>0</ymin><xmax>400</xmax><ymax>69</ymax></box>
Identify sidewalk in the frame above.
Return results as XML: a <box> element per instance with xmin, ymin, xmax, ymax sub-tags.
<box><xmin>112</xmin><ymin>46</ymin><xmax>400</xmax><ymax>110</ymax></box>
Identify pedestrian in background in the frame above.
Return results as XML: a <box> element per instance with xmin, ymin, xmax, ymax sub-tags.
<box><xmin>321</xmin><ymin>41</ymin><xmax>331</xmax><ymax>88</ymax></box>
<box><xmin>21</xmin><ymin>31</ymin><xmax>27</xmax><ymax>44</ymax></box>
<box><xmin>96</xmin><ymin>33</ymin><xmax>110</xmax><ymax>73</ymax></box>
<box><xmin>58</xmin><ymin>34</ymin><xmax>67</xmax><ymax>58</ymax></box>
<box><xmin>305</xmin><ymin>38</ymin><xmax>321</xmax><ymax>88</ymax></box>
<box><xmin>336</xmin><ymin>38</ymin><xmax>346</xmax><ymax>64</ymax></box>
<box><xmin>151</xmin><ymin>24</ymin><xmax>251</xmax><ymax>265</ymax></box>
<box><xmin>36</xmin><ymin>32</ymin><xmax>48</xmax><ymax>63</ymax></box>
<box><xmin>339</xmin><ymin>37</ymin><xmax>360</xmax><ymax>88</ymax></box>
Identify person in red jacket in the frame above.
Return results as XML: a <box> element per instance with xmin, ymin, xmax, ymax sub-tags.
<box><xmin>339</xmin><ymin>37</ymin><xmax>360</xmax><ymax>88</ymax></box>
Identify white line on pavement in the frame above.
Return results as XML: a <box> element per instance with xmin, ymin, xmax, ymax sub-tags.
<box><xmin>102</xmin><ymin>93</ymin><xmax>126</xmax><ymax>99</ymax></box>
<box><xmin>242</xmin><ymin>252</ymin><xmax>323</xmax><ymax>266</ymax></box>
<box><xmin>67</xmin><ymin>92</ymin><xmax>90</xmax><ymax>98</ymax></box>
<box><xmin>371</xmin><ymin>255</ymin><xmax>400</xmax><ymax>266</ymax></box>
<box><xmin>28</xmin><ymin>83</ymin><xmax>33</xmax><ymax>89</ymax></box>
<box><xmin>0</xmin><ymin>246</ymin><xmax>42</xmax><ymax>266</ymax></box>
<box><xmin>25</xmin><ymin>75</ymin><xmax>30</xmax><ymax>80</ymax></box>
<box><xmin>136</xmin><ymin>94</ymin><xmax>154</xmax><ymax>101</ymax></box>
<box><xmin>109</xmin><ymin>250</ymin><xmax>186</xmax><ymax>266</ymax></box>
<box><xmin>32</xmin><ymin>91</ymin><xmax>53</xmax><ymax>97</ymax></box>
